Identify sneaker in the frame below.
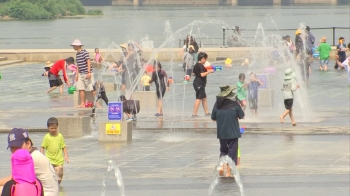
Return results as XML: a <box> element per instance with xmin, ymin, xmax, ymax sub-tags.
<box><xmin>155</xmin><ymin>113</ymin><xmax>163</xmax><ymax>117</ymax></box>
<box><xmin>205</xmin><ymin>113</ymin><xmax>211</xmax><ymax>116</ymax></box>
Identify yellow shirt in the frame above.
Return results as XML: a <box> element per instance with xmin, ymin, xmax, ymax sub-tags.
<box><xmin>141</xmin><ymin>75</ymin><xmax>151</xmax><ymax>86</ymax></box>
<box><xmin>41</xmin><ymin>133</ymin><xmax>66</xmax><ymax>166</ymax></box>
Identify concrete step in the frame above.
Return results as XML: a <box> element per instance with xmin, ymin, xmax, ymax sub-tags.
<box><xmin>0</xmin><ymin>60</ymin><xmax>24</xmax><ymax>66</ymax></box>
<box><xmin>0</xmin><ymin>57</ymin><xmax>7</xmax><ymax>61</ymax></box>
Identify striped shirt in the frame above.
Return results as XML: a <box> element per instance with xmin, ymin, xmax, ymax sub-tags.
<box><xmin>76</xmin><ymin>49</ymin><xmax>92</xmax><ymax>74</ymax></box>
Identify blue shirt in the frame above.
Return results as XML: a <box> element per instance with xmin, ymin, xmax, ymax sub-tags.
<box><xmin>248</xmin><ymin>81</ymin><xmax>260</xmax><ymax>99</ymax></box>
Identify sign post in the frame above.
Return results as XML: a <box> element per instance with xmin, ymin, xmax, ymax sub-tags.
<box><xmin>106</xmin><ymin>102</ymin><xmax>123</xmax><ymax>135</ymax></box>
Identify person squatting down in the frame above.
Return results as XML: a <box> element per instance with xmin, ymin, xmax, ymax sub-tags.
<box><xmin>211</xmin><ymin>85</ymin><xmax>245</xmax><ymax>177</ymax></box>
<box><xmin>40</xmin><ymin>117</ymin><xmax>69</xmax><ymax>185</ymax></box>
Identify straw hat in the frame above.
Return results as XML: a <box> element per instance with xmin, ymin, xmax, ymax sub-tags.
<box><xmin>70</xmin><ymin>39</ymin><xmax>83</xmax><ymax>46</ymax></box>
<box><xmin>225</xmin><ymin>58</ymin><xmax>232</xmax><ymax>65</ymax></box>
<box><xmin>188</xmin><ymin>45</ymin><xmax>195</xmax><ymax>50</ymax></box>
<box><xmin>45</xmin><ymin>61</ymin><xmax>53</xmax><ymax>67</ymax></box>
<box><xmin>284</xmin><ymin>68</ymin><xmax>295</xmax><ymax>80</ymax></box>
<box><xmin>119</xmin><ymin>43</ymin><xmax>127</xmax><ymax>49</ymax></box>
<box><xmin>217</xmin><ymin>85</ymin><xmax>237</xmax><ymax>97</ymax></box>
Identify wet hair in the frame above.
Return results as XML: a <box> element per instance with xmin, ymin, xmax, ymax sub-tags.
<box><xmin>144</xmin><ymin>71</ymin><xmax>148</xmax><ymax>74</ymax></box>
<box><xmin>347</xmin><ymin>43</ymin><xmax>350</xmax><ymax>49</ymax></box>
<box><xmin>306</xmin><ymin>26</ymin><xmax>310</xmax><ymax>31</ymax></box>
<box><xmin>285</xmin><ymin>35</ymin><xmax>290</xmax><ymax>39</ymax></box>
<box><xmin>95</xmin><ymin>48</ymin><xmax>99</xmax><ymax>53</ymax></box>
<box><xmin>47</xmin><ymin>117</ymin><xmax>58</xmax><ymax>128</ymax></box>
<box><xmin>119</xmin><ymin>95</ymin><xmax>127</xmax><ymax>101</ymax></box>
<box><xmin>239</xmin><ymin>73</ymin><xmax>245</xmax><ymax>80</ymax></box>
<box><xmin>65</xmin><ymin>57</ymin><xmax>75</xmax><ymax>64</ymax></box>
<box><xmin>197</xmin><ymin>52</ymin><xmax>208</xmax><ymax>62</ymax></box>
<box><xmin>25</xmin><ymin>138</ymin><xmax>33</xmax><ymax>147</ymax></box>
<box><xmin>153</xmin><ymin>61</ymin><xmax>162</xmax><ymax>70</ymax></box>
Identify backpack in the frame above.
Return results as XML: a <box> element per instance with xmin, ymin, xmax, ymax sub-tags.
<box><xmin>10</xmin><ymin>179</ymin><xmax>43</xmax><ymax>196</ymax></box>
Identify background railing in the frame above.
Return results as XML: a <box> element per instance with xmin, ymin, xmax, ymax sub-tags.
<box><xmin>179</xmin><ymin>27</ymin><xmax>350</xmax><ymax>48</ymax></box>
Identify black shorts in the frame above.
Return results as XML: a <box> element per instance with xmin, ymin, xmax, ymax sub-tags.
<box><xmin>144</xmin><ymin>86</ymin><xmax>150</xmax><ymax>91</ymax></box>
<box><xmin>48</xmin><ymin>72</ymin><xmax>63</xmax><ymax>87</ymax></box>
<box><xmin>193</xmin><ymin>83</ymin><xmax>206</xmax><ymax>99</ymax></box>
<box><xmin>284</xmin><ymin>99</ymin><xmax>293</xmax><ymax>110</ymax></box>
<box><xmin>156</xmin><ymin>87</ymin><xmax>166</xmax><ymax>99</ymax></box>
<box><xmin>248</xmin><ymin>98</ymin><xmax>258</xmax><ymax>110</ymax></box>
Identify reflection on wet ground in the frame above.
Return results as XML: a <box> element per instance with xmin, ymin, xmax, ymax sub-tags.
<box><xmin>0</xmin><ymin>133</ymin><xmax>348</xmax><ymax>196</ymax></box>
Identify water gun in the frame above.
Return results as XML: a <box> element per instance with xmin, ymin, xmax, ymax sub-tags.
<box><xmin>168</xmin><ymin>77</ymin><xmax>174</xmax><ymax>84</ymax></box>
<box><xmin>205</xmin><ymin>65</ymin><xmax>222</xmax><ymax>71</ymax></box>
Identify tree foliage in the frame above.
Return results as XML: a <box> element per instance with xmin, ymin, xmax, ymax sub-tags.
<box><xmin>0</xmin><ymin>0</ymin><xmax>94</xmax><ymax>19</ymax></box>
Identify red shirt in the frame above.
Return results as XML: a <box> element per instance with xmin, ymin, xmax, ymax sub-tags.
<box><xmin>49</xmin><ymin>59</ymin><xmax>68</xmax><ymax>83</ymax></box>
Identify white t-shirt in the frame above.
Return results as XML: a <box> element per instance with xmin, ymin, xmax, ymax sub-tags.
<box><xmin>341</xmin><ymin>57</ymin><xmax>350</xmax><ymax>83</ymax></box>
<box><xmin>31</xmin><ymin>150</ymin><xmax>59</xmax><ymax>196</ymax></box>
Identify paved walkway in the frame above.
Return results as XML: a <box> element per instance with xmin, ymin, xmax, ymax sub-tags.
<box><xmin>0</xmin><ymin>133</ymin><xmax>349</xmax><ymax>196</ymax></box>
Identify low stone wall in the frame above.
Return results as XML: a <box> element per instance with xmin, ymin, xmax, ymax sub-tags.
<box><xmin>0</xmin><ymin>47</ymin><xmax>344</xmax><ymax>63</ymax></box>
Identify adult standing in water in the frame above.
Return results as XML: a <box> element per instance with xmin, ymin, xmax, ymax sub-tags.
<box><xmin>294</xmin><ymin>29</ymin><xmax>303</xmax><ymax>59</ymax></box>
<box><xmin>211</xmin><ymin>85</ymin><xmax>244</xmax><ymax>176</ymax></box>
<box><xmin>305</xmin><ymin>26</ymin><xmax>315</xmax><ymax>63</ymax></box>
<box><xmin>149</xmin><ymin>61</ymin><xmax>169</xmax><ymax>117</ymax></box>
<box><xmin>192</xmin><ymin>52</ymin><xmax>214</xmax><ymax>117</ymax></box>
<box><xmin>71</xmin><ymin>39</ymin><xmax>94</xmax><ymax>108</ymax></box>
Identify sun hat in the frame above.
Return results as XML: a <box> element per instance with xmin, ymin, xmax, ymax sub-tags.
<box><xmin>70</xmin><ymin>39</ymin><xmax>83</xmax><ymax>46</ymax></box>
<box><xmin>45</xmin><ymin>61</ymin><xmax>53</xmax><ymax>67</ymax></box>
<box><xmin>188</xmin><ymin>45</ymin><xmax>195</xmax><ymax>50</ymax></box>
<box><xmin>119</xmin><ymin>43</ymin><xmax>127</xmax><ymax>49</ymax></box>
<box><xmin>7</xmin><ymin>128</ymin><xmax>30</xmax><ymax>149</ymax></box>
<box><xmin>295</xmin><ymin>29</ymin><xmax>302</xmax><ymax>35</ymax></box>
<box><xmin>284</xmin><ymin>68</ymin><xmax>295</xmax><ymax>80</ymax></box>
<box><xmin>225</xmin><ymin>58</ymin><xmax>232</xmax><ymax>65</ymax></box>
<box><xmin>217</xmin><ymin>85</ymin><xmax>237</xmax><ymax>97</ymax></box>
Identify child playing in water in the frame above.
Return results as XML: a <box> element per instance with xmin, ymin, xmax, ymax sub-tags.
<box><xmin>237</xmin><ymin>73</ymin><xmax>248</xmax><ymax>111</ymax></box>
<box><xmin>92</xmin><ymin>80</ymin><xmax>109</xmax><ymax>107</ymax></box>
<box><xmin>317</xmin><ymin>37</ymin><xmax>332</xmax><ymax>71</ymax></box>
<box><xmin>93</xmin><ymin>48</ymin><xmax>103</xmax><ymax>63</ymax></box>
<box><xmin>140</xmin><ymin>71</ymin><xmax>151</xmax><ymax>91</ymax></box>
<box><xmin>248</xmin><ymin>72</ymin><xmax>263</xmax><ymax>116</ymax></box>
<box><xmin>280</xmin><ymin>68</ymin><xmax>300</xmax><ymax>126</ymax></box>
<box><xmin>40</xmin><ymin>117</ymin><xmax>69</xmax><ymax>185</ymax></box>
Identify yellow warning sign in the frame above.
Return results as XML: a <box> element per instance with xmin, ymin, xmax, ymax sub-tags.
<box><xmin>106</xmin><ymin>123</ymin><xmax>121</xmax><ymax>135</ymax></box>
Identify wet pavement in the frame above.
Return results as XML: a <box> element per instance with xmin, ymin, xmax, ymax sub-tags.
<box><xmin>0</xmin><ymin>133</ymin><xmax>349</xmax><ymax>196</ymax></box>
<box><xmin>0</xmin><ymin>61</ymin><xmax>348</xmax><ymax>130</ymax></box>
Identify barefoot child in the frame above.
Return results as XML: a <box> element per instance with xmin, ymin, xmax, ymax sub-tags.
<box><xmin>237</xmin><ymin>73</ymin><xmax>248</xmax><ymax>111</ymax></box>
<box><xmin>40</xmin><ymin>117</ymin><xmax>69</xmax><ymax>185</ymax></box>
<box><xmin>248</xmin><ymin>72</ymin><xmax>263</xmax><ymax>116</ymax></box>
<box><xmin>47</xmin><ymin>58</ymin><xmax>74</xmax><ymax>94</ymax></box>
<box><xmin>280</xmin><ymin>69</ymin><xmax>300</xmax><ymax>126</ymax></box>
<box><xmin>317</xmin><ymin>37</ymin><xmax>332</xmax><ymax>71</ymax></box>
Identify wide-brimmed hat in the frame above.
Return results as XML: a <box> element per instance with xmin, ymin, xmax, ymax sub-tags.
<box><xmin>225</xmin><ymin>58</ymin><xmax>232</xmax><ymax>65</ymax></box>
<box><xmin>119</xmin><ymin>43</ymin><xmax>127</xmax><ymax>49</ymax></box>
<box><xmin>188</xmin><ymin>45</ymin><xmax>195</xmax><ymax>50</ymax></box>
<box><xmin>45</xmin><ymin>61</ymin><xmax>53</xmax><ymax>67</ymax></box>
<box><xmin>295</xmin><ymin>29</ymin><xmax>302</xmax><ymax>35</ymax></box>
<box><xmin>284</xmin><ymin>68</ymin><xmax>295</xmax><ymax>80</ymax></box>
<box><xmin>70</xmin><ymin>39</ymin><xmax>83</xmax><ymax>46</ymax></box>
<box><xmin>217</xmin><ymin>85</ymin><xmax>237</xmax><ymax>97</ymax></box>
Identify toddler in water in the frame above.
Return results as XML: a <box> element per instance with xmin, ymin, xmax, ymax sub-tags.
<box><xmin>237</xmin><ymin>73</ymin><xmax>248</xmax><ymax>111</ymax></box>
<box><xmin>248</xmin><ymin>73</ymin><xmax>263</xmax><ymax>116</ymax></box>
<box><xmin>317</xmin><ymin>37</ymin><xmax>332</xmax><ymax>71</ymax></box>
<box><xmin>94</xmin><ymin>48</ymin><xmax>103</xmax><ymax>63</ymax></box>
<box><xmin>140</xmin><ymin>71</ymin><xmax>151</xmax><ymax>91</ymax></box>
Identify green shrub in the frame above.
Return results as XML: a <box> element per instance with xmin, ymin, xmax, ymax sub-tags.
<box><xmin>2</xmin><ymin>0</ymin><xmax>101</xmax><ymax>19</ymax></box>
<box><xmin>87</xmin><ymin>9</ymin><xmax>103</xmax><ymax>15</ymax></box>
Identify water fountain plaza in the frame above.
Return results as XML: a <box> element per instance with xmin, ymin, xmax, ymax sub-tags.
<box><xmin>0</xmin><ymin>19</ymin><xmax>349</xmax><ymax>195</ymax></box>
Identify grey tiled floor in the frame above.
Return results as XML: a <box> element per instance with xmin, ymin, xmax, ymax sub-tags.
<box><xmin>0</xmin><ymin>133</ymin><xmax>349</xmax><ymax>196</ymax></box>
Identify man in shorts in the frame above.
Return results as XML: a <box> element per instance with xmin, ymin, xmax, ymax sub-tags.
<box><xmin>71</xmin><ymin>39</ymin><xmax>94</xmax><ymax>108</ymax></box>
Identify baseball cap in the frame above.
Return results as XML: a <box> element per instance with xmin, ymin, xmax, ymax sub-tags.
<box><xmin>7</xmin><ymin>128</ymin><xmax>29</xmax><ymax>149</ymax></box>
